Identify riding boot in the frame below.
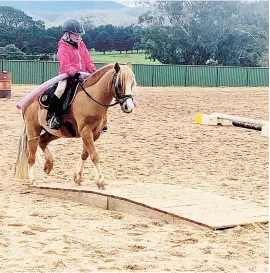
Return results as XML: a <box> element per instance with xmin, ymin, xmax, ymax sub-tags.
<box><xmin>46</xmin><ymin>94</ymin><xmax>62</xmax><ymax>130</ymax></box>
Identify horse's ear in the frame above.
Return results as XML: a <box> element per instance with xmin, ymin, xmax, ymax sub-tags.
<box><xmin>114</xmin><ymin>63</ymin><xmax>120</xmax><ymax>73</ymax></box>
<box><xmin>127</xmin><ymin>62</ymin><xmax>133</xmax><ymax>69</ymax></box>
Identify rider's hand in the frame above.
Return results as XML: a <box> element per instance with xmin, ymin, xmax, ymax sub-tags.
<box><xmin>79</xmin><ymin>72</ymin><xmax>91</xmax><ymax>80</ymax></box>
<box><xmin>74</xmin><ymin>72</ymin><xmax>81</xmax><ymax>79</ymax></box>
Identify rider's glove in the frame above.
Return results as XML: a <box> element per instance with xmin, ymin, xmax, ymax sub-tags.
<box><xmin>79</xmin><ymin>72</ymin><xmax>91</xmax><ymax>81</ymax></box>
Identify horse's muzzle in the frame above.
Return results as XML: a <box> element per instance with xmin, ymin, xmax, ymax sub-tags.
<box><xmin>121</xmin><ymin>97</ymin><xmax>134</xmax><ymax>113</ymax></box>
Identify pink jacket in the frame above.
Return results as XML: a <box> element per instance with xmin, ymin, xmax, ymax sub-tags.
<box><xmin>57</xmin><ymin>39</ymin><xmax>96</xmax><ymax>75</ymax></box>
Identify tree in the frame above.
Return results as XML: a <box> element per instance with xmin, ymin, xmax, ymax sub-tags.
<box><xmin>94</xmin><ymin>31</ymin><xmax>114</xmax><ymax>53</ymax></box>
<box><xmin>0</xmin><ymin>44</ymin><xmax>25</xmax><ymax>60</ymax></box>
<box><xmin>214</xmin><ymin>2</ymin><xmax>269</xmax><ymax>66</ymax></box>
<box><xmin>0</xmin><ymin>6</ymin><xmax>57</xmax><ymax>56</ymax></box>
<box><xmin>113</xmin><ymin>27</ymin><xmax>134</xmax><ymax>54</ymax></box>
<box><xmin>46</xmin><ymin>26</ymin><xmax>62</xmax><ymax>41</ymax></box>
<box><xmin>0</xmin><ymin>6</ymin><xmax>34</xmax><ymax>48</ymax></box>
<box><xmin>139</xmin><ymin>1</ymin><xmax>269</xmax><ymax>66</ymax></box>
<box><xmin>104</xmin><ymin>24</ymin><xmax>115</xmax><ymax>39</ymax></box>
<box><xmin>84</xmin><ymin>28</ymin><xmax>97</xmax><ymax>50</ymax></box>
<box><xmin>81</xmin><ymin>17</ymin><xmax>94</xmax><ymax>30</ymax></box>
<box><xmin>22</xmin><ymin>22</ymin><xmax>57</xmax><ymax>54</ymax></box>
<box><xmin>0</xmin><ymin>6</ymin><xmax>34</xmax><ymax>29</ymax></box>
<box><xmin>133</xmin><ymin>26</ymin><xmax>143</xmax><ymax>53</ymax></box>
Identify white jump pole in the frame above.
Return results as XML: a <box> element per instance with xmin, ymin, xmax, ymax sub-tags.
<box><xmin>211</xmin><ymin>113</ymin><xmax>269</xmax><ymax>126</ymax></box>
<box><xmin>195</xmin><ymin>112</ymin><xmax>269</xmax><ymax>137</ymax></box>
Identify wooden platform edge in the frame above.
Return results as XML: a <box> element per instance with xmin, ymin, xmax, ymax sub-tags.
<box><xmin>29</xmin><ymin>185</ymin><xmax>269</xmax><ymax>231</ymax></box>
<box><xmin>29</xmin><ymin>185</ymin><xmax>212</xmax><ymax>230</ymax></box>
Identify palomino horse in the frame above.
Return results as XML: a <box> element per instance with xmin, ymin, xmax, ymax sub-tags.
<box><xmin>15</xmin><ymin>62</ymin><xmax>136</xmax><ymax>189</ymax></box>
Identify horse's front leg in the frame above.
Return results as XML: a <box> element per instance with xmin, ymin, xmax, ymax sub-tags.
<box><xmin>74</xmin><ymin>143</ymin><xmax>88</xmax><ymax>186</ymax></box>
<box><xmin>81</xmin><ymin>126</ymin><xmax>105</xmax><ymax>189</ymax></box>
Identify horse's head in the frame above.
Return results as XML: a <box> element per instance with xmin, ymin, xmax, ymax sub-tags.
<box><xmin>112</xmin><ymin>62</ymin><xmax>136</xmax><ymax>113</ymax></box>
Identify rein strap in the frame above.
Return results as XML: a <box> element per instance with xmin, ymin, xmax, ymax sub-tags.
<box><xmin>80</xmin><ymin>71</ymin><xmax>132</xmax><ymax>108</ymax></box>
<box><xmin>80</xmin><ymin>83</ymin><xmax>121</xmax><ymax>108</ymax></box>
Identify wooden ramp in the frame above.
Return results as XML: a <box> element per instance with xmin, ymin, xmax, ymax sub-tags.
<box><xmin>29</xmin><ymin>182</ymin><xmax>268</xmax><ymax>230</ymax></box>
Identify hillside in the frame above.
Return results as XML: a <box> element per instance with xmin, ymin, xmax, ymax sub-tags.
<box><xmin>0</xmin><ymin>1</ymin><xmax>145</xmax><ymax>27</ymax></box>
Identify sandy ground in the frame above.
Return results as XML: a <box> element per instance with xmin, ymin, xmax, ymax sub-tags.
<box><xmin>0</xmin><ymin>85</ymin><xmax>269</xmax><ymax>272</ymax></box>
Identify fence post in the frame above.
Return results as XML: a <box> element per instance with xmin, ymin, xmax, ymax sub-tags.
<box><xmin>216</xmin><ymin>67</ymin><xmax>219</xmax><ymax>87</ymax></box>
<box><xmin>184</xmin><ymin>66</ymin><xmax>188</xmax><ymax>87</ymax></box>
<box><xmin>151</xmin><ymin>65</ymin><xmax>155</xmax><ymax>87</ymax></box>
<box><xmin>42</xmin><ymin>61</ymin><xmax>45</xmax><ymax>84</ymax></box>
<box><xmin>246</xmin><ymin>68</ymin><xmax>249</xmax><ymax>87</ymax></box>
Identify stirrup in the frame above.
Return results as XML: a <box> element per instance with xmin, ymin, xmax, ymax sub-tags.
<box><xmin>48</xmin><ymin>115</ymin><xmax>61</xmax><ymax>130</ymax></box>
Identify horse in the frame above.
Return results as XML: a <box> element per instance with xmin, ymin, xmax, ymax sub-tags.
<box><xmin>14</xmin><ymin>62</ymin><xmax>136</xmax><ymax>190</ymax></box>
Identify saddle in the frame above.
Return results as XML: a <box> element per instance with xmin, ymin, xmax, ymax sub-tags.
<box><xmin>39</xmin><ymin>75</ymin><xmax>81</xmax><ymax>113</ymax></box>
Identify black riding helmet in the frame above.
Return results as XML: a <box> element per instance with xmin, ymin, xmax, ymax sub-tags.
<box><xmin>62</xmin><ymin>19</ymin><xmax>85</xmax><ymax>35</ymax></box>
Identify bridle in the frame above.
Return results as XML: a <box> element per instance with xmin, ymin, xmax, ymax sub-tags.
<box><xmin>80</xmin><ymin>72</ymin><xmax>132</xmax><ymax>108</ymax></box>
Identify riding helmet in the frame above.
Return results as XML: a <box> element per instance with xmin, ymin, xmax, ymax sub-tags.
<box><xmin>62</xmin><ymin>19</ymin><xmax>85</xmax><ymax>35</ymax></box>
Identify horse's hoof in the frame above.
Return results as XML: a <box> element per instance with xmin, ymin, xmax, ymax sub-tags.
<box><xmin>98</xmin><ymin>185</ymin><xmax>105</xmax><ymax>190</ymax></box>
<box><xmin>31</xmin><ymin>180</ymin><xmax>37</xmax><ymax>186</ymax></box>
<box><xmin>73</xmin><ymin>173</ymin><xmax>82</xmax><ymax>186</ymax></box>
<box><xmin>96</xmin><ymin>181</ymin><xmax>106</xmax><ymax>190</ymax></box>
<box><xmin>44</xmin><ymin>161</ymin><xmax>53</xmax><ymax>174</ymax></box>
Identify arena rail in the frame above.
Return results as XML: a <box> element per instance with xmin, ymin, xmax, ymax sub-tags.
<box><xmin>0</xmin><ymin>60</ymin><xmax>269</xmax><ymax>87</ymax></box>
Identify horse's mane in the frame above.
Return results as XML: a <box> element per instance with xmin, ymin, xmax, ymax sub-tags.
<box><xmin>83</xmin><ymin>64</ymin><xmax>114</xmax><ymax>88</ymax></box>
<box><xmin>83</xmin><ymin>63</ymin><xmax>136</xmax><ymax>90</ymax></box>
<box><xmin>113</xmin><ymin>64</ymin><xmax>136</xmax><ymax>90</ymax></box>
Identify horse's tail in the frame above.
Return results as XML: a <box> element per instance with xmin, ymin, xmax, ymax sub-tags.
<box><xmin>14</xmin><ymin>117</ymin><xmax>29</xmax><ymax>179</ymax></box>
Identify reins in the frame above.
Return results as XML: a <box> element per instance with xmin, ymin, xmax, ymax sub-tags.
<box><xmin>79</xmin><ymin>71</ymin><xmax>132</xmax><ymax>108</ymax></box>
<box><xmin>80</xmin><ymin>82</ymin><xmax>121</xmax><ymax>108</ymax></box>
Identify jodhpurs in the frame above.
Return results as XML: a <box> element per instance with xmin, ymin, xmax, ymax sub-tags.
<box><xmin>55</xmin><ymin>80</ymin><xmax>67</xmax><ymax>98</ymax></box>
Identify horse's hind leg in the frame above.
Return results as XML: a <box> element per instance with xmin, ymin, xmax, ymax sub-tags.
<box><xmin>74</xmin><ymin>143</ymin><xmax>88</xmax><ymax>186</ymax></box>
<box><xmin>27</xmin><ymin>136</ymin><xmax>41</xmax><ymax>185</ymax></box>
<box><xmin>25</xmin><ymin>120</ymin><xmax>42</xmax><ymax>185</ymax></box>
<box><xmin>39</xmin><ymin>132</ymin><xmax>59</xmax><ymax>174</ymax></box>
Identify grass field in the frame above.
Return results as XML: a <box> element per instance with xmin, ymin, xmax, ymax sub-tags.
<box><xmin>90</xmin><ymin>50</ymin><xmax>161</xmax><ymax>65</ymax></box>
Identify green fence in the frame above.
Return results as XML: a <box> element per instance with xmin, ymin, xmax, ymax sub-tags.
<box><xmin>0</xmin><ymin>60</ymin><xmax>268</xmax><ymax>87</ymax></box>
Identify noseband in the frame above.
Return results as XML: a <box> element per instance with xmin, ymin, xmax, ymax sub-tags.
<box><xmin>81</xmin><ymin>71</ymin><xmax>132</xmax><ymax>108</ymax></box>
